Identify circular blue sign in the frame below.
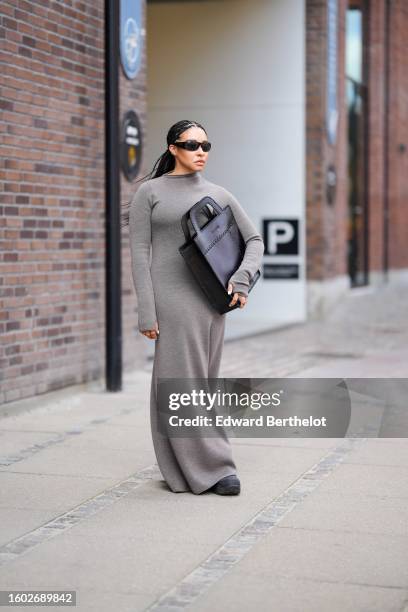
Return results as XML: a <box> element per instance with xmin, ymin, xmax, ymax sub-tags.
<box><xmin>120</xmin><ymin>0</ymin><xmax>144</xmax><ymax>80</ymax></box>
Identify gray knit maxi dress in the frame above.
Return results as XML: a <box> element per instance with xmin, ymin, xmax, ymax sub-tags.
<box><xmin>129</xmin><ymin>170</ymin><xmax>264</xmax><ymax>494</ymax></box>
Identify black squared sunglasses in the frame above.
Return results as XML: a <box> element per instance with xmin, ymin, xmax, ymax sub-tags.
<box><xmin>173</xmin><ymin>139</ymin><xmax>212</xmax><ymax>152</ymax></box>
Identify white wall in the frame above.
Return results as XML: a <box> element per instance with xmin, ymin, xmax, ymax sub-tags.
<box><xmin>146</xmin><ymin>0</ymin><xmax>305</xmax><ymax>339</ymax></box>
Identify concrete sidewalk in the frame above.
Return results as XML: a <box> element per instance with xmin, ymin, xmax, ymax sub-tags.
<box><xmin>0</xmin><ymin>282</ymin><xmax>408</xmax><ymax>611</ymax></box>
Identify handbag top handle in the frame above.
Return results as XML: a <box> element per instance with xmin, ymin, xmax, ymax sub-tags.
<box><xmin>181</xmin><ymin>196</ymin><xmax>224</xmax><ymax>242</ymax></box>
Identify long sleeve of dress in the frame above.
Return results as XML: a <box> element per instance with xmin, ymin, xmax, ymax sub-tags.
<box><xmin>222</xmin><ymin>188</ymin><xmax>265</xmax><ymax>297</ymax></box>
<box><xmin>128</xmin><ymin>181</ymin><xmax>158</xmax><ymax>331</ymax></box>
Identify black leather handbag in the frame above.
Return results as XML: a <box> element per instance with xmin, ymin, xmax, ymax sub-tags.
<box><xmin>178</xmin><ymin>196</ymin><xmax>261</xmax><ymax>315</ymax></box>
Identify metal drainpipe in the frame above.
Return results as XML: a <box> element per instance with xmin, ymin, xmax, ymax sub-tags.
<box><xmin>105</xmin><ymin>0</ymin><xmax>122</xmax><ymax>391</ymax></box>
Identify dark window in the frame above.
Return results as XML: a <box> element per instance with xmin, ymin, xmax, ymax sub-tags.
<box><xmin>346</xmin><ymin>2</ymin><xmax>369</xmax><ymax>287</ymax></box>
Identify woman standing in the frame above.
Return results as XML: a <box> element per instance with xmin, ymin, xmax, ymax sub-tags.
<box><xmin>127</xmin><ymin>120</ymin><xmax>264</xmax><ymax>495</ymax></box>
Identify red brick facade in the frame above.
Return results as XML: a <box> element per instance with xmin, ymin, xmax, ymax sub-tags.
<box><xmin>0</xmin><ymin>0</ymin><xmax>150</xmax><ymax>404</ymax></box>
<box><xmin>306</xmin><ymin>0</ymin><xmax>408</xmax><ymax>283</ymax></box>
<box><xmin>386</xmin><ymin>0</ymin><xmax>408</xmax><ymax>272</ymax></box>
<box><xmin>306</xmin><ymin>0</ymin><xmax>348</xmax><ymax>281</ymax></box>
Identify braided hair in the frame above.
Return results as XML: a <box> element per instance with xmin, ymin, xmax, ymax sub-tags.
<box><xmin>121</xmin><ymin>119</ymin><xmax>207</xmax><ymax>227</ymax></box>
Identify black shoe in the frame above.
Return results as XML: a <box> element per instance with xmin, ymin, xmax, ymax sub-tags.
<box><xmin>211</xmin><ymin>475</ymin><xmax>241</xmax><ymax>495</ymax></box>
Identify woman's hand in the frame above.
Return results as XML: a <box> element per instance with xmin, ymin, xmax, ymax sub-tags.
<box><xmin>227</xmin><ymin>283</ymin><xmax>247</xmax><ymax>309</ymax></box>
<box><xmin>141</xmin><ymin>321</ymin><xmax>160</xmax><ymax>340</ymax></box>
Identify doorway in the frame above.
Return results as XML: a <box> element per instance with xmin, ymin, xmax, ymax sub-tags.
<box><xmin>145</xmin><ymin>0</ymin><xmax>306</xmax><ymax>337</ymax></box>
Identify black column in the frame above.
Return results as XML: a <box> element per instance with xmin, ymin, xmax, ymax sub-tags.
<box><xmin>105</xmin><ymin>0</ymin><xmax>122</xmax><ymax>391</ymax></box>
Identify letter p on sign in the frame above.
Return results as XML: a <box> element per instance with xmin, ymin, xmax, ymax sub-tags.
<box><xmin>263</xmin><ymin>219</ymin><xmax>299</xmax><ymax>256</ymax></box>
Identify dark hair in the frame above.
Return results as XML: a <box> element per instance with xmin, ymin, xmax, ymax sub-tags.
<box><xmin>121</xmin><ymin>119</ymin><xmax>207</xmax><ymax>227</ymax></box>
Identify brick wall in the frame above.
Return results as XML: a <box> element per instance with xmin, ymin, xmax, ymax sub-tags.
<box><xmin>306</xmin><ymin>0</ymin><xmax>408</xmax><ymax>286</ymax></box>
<box><xmin>387</xmin><ymin>0</ymin><xmax>408</xmax><ymax>272</ymax></box>
<box><xmin>0</xmin><ymin>0</ymin><xmax>149</xmax><ymax>405</ymax></box>
<box><xmin>306</xmin><ymin>0</ymin><xmax>349</xmax><ymax>283</ymax></box>
<box><xmin>0</xmin><ymin>1</ymin><xmax>99</xmax><ymax>403</ymax></box>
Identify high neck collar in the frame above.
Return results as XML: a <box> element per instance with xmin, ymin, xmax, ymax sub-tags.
<box><xmin>163</xmin><ymin>170</ymin><xmax>203</xmax><ymax>182</ymax></box>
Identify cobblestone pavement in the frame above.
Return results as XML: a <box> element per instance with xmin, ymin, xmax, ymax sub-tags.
<box><xmin>221</xmin><ymin>281</ymin><xmax>408</xmax><ymax>378</ymax></box>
